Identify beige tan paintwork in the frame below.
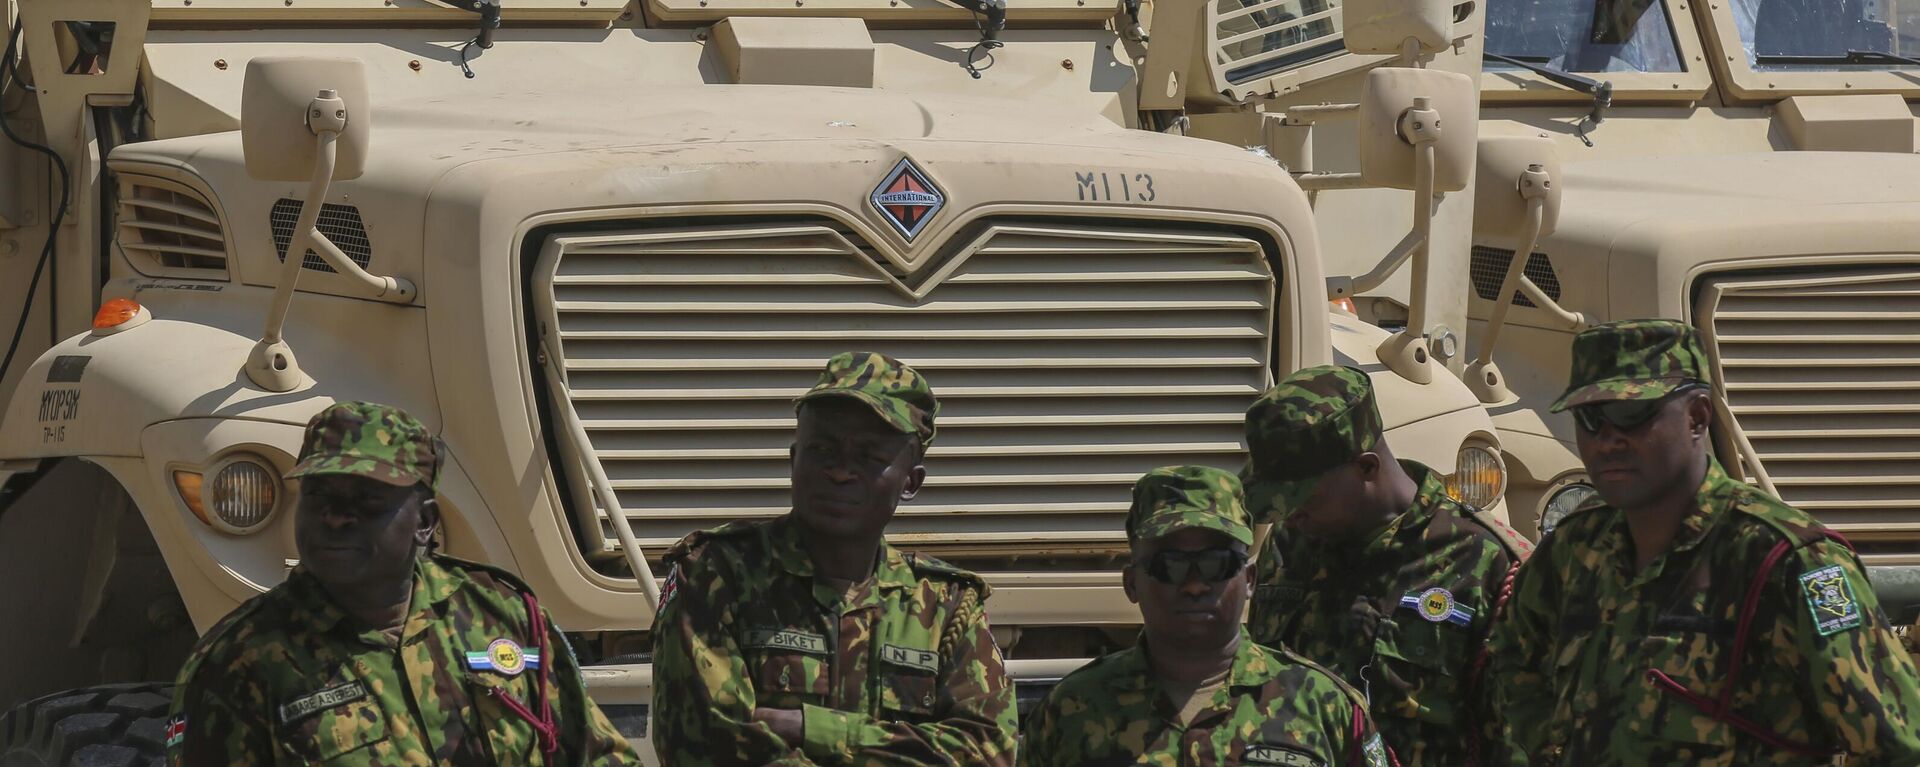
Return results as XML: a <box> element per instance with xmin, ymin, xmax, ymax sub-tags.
<box><xmin>0</xmin><ymin>1</ymin><xmax>1518</xmax><ymax>745</ymax></box>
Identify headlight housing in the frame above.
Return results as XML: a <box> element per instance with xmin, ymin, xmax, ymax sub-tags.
<box><xmin>1444</xmin><ymin>443</ymin><xmax>1507</xmax><ymax>509</ymax></box>
<box><xmin>1540</xmin><ymin>482</ymin><xmax>1598</xmax><ymax>535</ymax></box>
<box><xmin>175</xmin><ymin>454</ymin><xmax>283</xmax><ymax>534</ymax></box>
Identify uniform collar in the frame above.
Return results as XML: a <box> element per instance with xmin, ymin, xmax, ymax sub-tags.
<box><xmin>1349</xmin><ymin>460</ymin><xmax>1448</xmax><ymax>562</ymax></box>
<box><xmin>767</xmin><ymin>514</ymin><xmax>914</xmax><ymax>599</ymax></box>
<box><xmin>1121</xmin><ymin>628</ymin><xmax>1286</xmax><ymax>695</ymax></box>
<box><xmin>288</xmin><ymin>554</ymin><xmax>466</xmax><ymax>643</ymax></box>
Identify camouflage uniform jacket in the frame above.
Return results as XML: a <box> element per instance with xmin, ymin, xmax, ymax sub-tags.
<box><xmin>1019</xmin><ymin>629</ymin><xmax>1390</xmax><ymax>767</ymax></box>
<box><xmin>649</xmin><ymin>514</ymin><xmax>1016</xmax><ymax>766</ymax></box>
<box><xmin>1250</xmin><ymin>461</ymin><xmax>1530</xmax><ymax>767</ymax></box>
<box><xmin>1490</xmin><ymin>459</ymin><xmax>1920</xmax><ymax>766</ymax></box>
<box><xmin>167</xmin><ymin>554</ymin><xmax>638</xmax><ymax>765</ymax></box>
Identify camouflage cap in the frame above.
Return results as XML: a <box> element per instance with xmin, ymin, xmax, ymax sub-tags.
<box><xmin>1126</xmin><ymin>466</ymin><xmax>1254</xmax><ymax>547</ymax></box>
<box><xmin>795</xmin><ymin>352</ymin><xmax>939</xmax><ymax>446</ymax></box>
<box><xmin>1549</xmin><ymin>319</ymin><xmax>1711</xmax><ymax>412</ymax></box>
<box><xmin>286</xmin><ymin>401</ymin><xmax>441</xmax><ymax>489</ymax></box>
<box><xmin>1239</xmin><ymin>366</ymin><xmax>1383</xmax><ymax>519</ymax></box>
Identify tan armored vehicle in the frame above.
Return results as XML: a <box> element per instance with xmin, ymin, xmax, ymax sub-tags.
<box><xmin>1173</xmin><ymin>0</ymin><xmax>1920</xmax><ymax>626</ymax></box>
<box><xmin>0</xmin><ymin>0</ymin><xmax>1513</xmax><ymax>760</ymax></box>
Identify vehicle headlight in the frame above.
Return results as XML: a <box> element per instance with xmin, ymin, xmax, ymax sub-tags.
<box><xmin>175</xmin><ymin>455</ymin><xmax>282</xmax><ymax>534</ymax></box>
<box><xmin>1540</xmin><ymin>482</ymin><xmax>1598</xmax><ymax>536</ymax></box>
<box><xmin>1444</xmin><ymin>444</ymin><xmax>1507</xmax><ymax>509</ymax></box>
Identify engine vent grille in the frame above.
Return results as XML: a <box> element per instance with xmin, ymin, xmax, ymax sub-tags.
<box><xmin>270</xmin><ymin>198</ymin><xmax>373</xmax><ymax>274</ymax></box>
<box><xmin>534</xmin><ymin>218</ymin><xmax>1276</xmax><ymax>574</ymax></box>
<box><xmin>1470</xmin><ymin>246</ymin><xmax>1561</xmax><ymax>308</ymax></box>
<box><xmin>1215</xmin><ymin>0</ymin><xmax>1474</xmax><ymax>84</ymax></box>
<box><xmin>1699</xmin><ymin>266</ymin><xmax>1920</xmax><ymax>562</ymax></box>
<box><xmin>116</xmin><ymin>176</ymin><xmax>227</xmax><ymax>275</ymax></box>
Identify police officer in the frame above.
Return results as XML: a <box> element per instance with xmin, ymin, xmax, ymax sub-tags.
<box><xmin>1020</xmin><ymin>466</ymin><xmax>1388</xmax><ymax>767</ymax></box>
<box><xmin>649</xmin><ymin>352</ymin><xmax>1016</xmax><ymax>765</ymax></box>
<box><xmin>167</xmin><ymin>402</ymin><xmax>638</xmax><ymax>765</ymax></box>
<box><xmin>1241</xmin><ymin>365</ymin><xmax>1529</xmax><ymax>767</ymax></box>
<box><xmin>1490</xmin><ymin>319</ymin><xmax>1920</xmax><ymax>765</ymax></box>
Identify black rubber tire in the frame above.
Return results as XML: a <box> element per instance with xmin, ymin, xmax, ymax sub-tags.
<box><xmin>0</xmin><ymin>684</ymin><xmax>172</xmax><ymax>767</ymax></box>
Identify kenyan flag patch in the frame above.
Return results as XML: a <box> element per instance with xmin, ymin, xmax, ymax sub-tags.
<box><xmin>164</xmin><ymin>715</ymin><xmax>186</xmax><ymax>749</ymax></box>
<box><xmin>1799</xmin><ymin>564</ymin><xmax>1863</xmax><ymax>636</ymax></box>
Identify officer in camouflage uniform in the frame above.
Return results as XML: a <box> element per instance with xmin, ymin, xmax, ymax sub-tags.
<box><xmin>1490</xmin><ymin>319</ymin><xmax>1920</xmax><ymax>765</ymax></box>
<box><xmin>1241</xmin><ymin>365</ymin><xmax>1530</xmax><ymax>767</ymax></box>
<box><xmin>167</xmin><ymin>402</ymin><xmax>637</xmax><ymax>765</ymax></box>
<box><xmin>649</xmin><ymin>352</ymin><xmax>1016</xmax><ymax>766</ymax></box>
<box><xmin>1021</xmin><ymin>466</ymin><xmax>1389</xmax><ymax>767</ymax></box>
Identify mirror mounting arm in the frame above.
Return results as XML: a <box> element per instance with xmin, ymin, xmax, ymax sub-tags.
<box><xmin>245</xmin><ymin>90</ymin><xmax>416</xmax><ymax>393</ymax></box>
<box><xmin>1375</xmin><ymin>97</ymin><xmax>1443</xmax><ymax>384</ymax></box>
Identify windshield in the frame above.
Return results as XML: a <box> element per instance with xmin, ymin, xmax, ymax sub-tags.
<box><xmin>1485</xmin><ymin>0</ymin><xmax>1685</xmax><ymax>72</ymax></box>
<box><xmin>1731</xmin><ymin>0</ymin><xmax>1920</xmax><ymax>69</ymax></box>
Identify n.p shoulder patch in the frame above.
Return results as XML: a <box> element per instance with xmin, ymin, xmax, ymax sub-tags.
<box><xmin>1242</xmin><ymin>743</ymin><xmax>1323</xmax><ymax>766</ymax></box>
<box><xmin>1800</xmin><ymin>564</ymin><xmax>1864</xmax><ymax>636</ymax></box>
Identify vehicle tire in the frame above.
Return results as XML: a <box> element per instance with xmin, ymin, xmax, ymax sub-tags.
<box><xmin>0</xmin><ymin>684</ymin><xmax>172</xmax><ymax>767</ymax></box>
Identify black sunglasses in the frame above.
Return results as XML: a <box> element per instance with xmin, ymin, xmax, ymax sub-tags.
<box><xmin>1144</xmin><ymin>549</ymin><xmax>1248</xmax><ymax>585</ymax></box>
<box><xmin>1572</xmin><ymin>384</ymin><xmax>1706</xmax><ymax>435</ymax></box>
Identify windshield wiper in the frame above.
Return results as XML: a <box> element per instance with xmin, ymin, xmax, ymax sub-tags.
<box><xmin>1755</xmin><ymin>49</ymin><xmax>1920</xmax><ymax>67</ymax></box>
<box><xmin>1484</xmin><ymin>51</ymin><xmax>1616</xmax><ymax>147</ymax></box>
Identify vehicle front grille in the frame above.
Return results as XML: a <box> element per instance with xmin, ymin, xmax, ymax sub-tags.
<box><xmin>533</xmin><ymin>218</ymin><xmax>1276</xmax><ymax>572</ymax></box>
<box><xmin>1698</xmin><ymin>266</ymin><xmax>1920</xmax><ymax>557</ymax></box>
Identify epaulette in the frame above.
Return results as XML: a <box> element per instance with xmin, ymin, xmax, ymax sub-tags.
<box><xmin>660</xmin><ymin>519</ymin><xmax>763</xmax><ymax>567</ymax></box>
<box><xmin>1445</xmin><ymin>500</ymin><xmax>1535</xmax><ymax>560</ymax></box>
<box><xmin>429</xmin><ymin>553</ymin><xmax>543</xmax><ymax>602</ymax></box>
<box><xmin>1728</xmin><ymin>487</ymin><xmax>1842</xmax><ymax>552</ymax></box>
<box><xmin>905</xmin><ymin>552</ymin><xmax>990</xmax><ymax>594</ymax></box>
<box><xmin>1275</xmin><ymin>645</ymin><xmax>1369</xmax><ymax>706</ymax></box>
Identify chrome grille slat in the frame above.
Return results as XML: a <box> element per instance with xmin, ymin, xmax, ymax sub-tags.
<box><xmin>537</xmin><ymin>220</ymin><xmax>1275</xmax><ymax>568</ymax></box>
<box><xmin>1701</xmin><ymin>267</ymin><xmax>1920</xmax><ymax>552</ymax></box>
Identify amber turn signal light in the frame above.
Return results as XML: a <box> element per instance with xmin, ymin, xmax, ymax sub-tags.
<box><xmin>93</xmin><ymin>298</ymin><xmax>142</xmax><ymax>330</ymax></box>
<box><xmin>173</xmin><ymin>470</ymin><xmax>210</xmax><ymax>526</ymax></box>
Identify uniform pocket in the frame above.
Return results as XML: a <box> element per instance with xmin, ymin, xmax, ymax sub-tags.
<box><xmin>1637</xmin><ymin>633</ymin><xmax>1738</xmax><ymax>764</ymax></box>
<box><xmin>1372</xmin><ymin>619</ymin><xmax>1463</xmax><ymax>726</ymax></box>
<box><xmin>279</xmin><ymin>693</ymin><xmax>389</xmax><ymax>763</ymax></box>
<box><xmin>469</xmin><ymin>669</ymin><xmax>550</xmax><ymax>766</ymax></box>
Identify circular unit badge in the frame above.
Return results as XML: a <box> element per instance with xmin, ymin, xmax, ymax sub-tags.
<box><xmin>488</xmin><ymin>638</ymin><xmax>527</xmax><ymax>676</ymax></box>
<box><xmin>1416</xmin><ymin>587</ymin><xmax>1455</xmax><ymax>623</ymax></box>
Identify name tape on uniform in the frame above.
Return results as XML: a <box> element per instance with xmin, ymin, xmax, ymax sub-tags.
<box><xmin>1243</xmin><ymin>744</ymin><xmax>1324</xmax><ymax>766</ymax></box>
<box><xmin>879</xmin><ymin>644</ymin><xmax>939</xmax><ymax>673</ymax></box>
<box><xmin>279</xmin><ymin>681</ymin><xmax>368</xmax><ymax>724</ymax></box>
<box><xmin>744</xmin><ymin>629</ymin><xmax>830</xmax><ymax>655</ymax></box>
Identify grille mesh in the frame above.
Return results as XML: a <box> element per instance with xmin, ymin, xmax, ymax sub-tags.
<box><xmin>270</xmin><ymin>199</ymin><xmax>373</xmax><ymax>274</ymax></box>
<box><xmin>1700</xmin><ymin>267</ymin><xmax>1920</xmax><ymax>560</ymax></box>
<box><xmin>536</xmin><ymin>219</ymin><xmax>1276</xmax><ymax>571</ymax></box>
<box><xmin>1470</xmin><ymin>246</ymin><xmax>1561</xmax><ymax>308</ymax></box>
<box><xmin>117</xmin><ymin>177</ymin><xmax>226</xmax><ymax>273</ymax></box>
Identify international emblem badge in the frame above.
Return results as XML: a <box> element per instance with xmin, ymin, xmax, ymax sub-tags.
<box><xmin>1799</xmin><ymin>564</ymin><xmax>1863</xmax><ymax>636</ymax></box>
<box><xmin>1400</xmin><ymin>587</ymin><xmax>1474</xmax><ymax>627</ymax></box>
<box><xmin>466</xmin><ymin>638</ymin><xmax>543</xmax><ymax>676</ymax></box>
<box><xmin>869</xmin><ymin>158</ymin><xmax>945</xmax><ymax>241</ymax></box>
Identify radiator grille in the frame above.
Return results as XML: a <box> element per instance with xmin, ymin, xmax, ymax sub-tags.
<box><xmin>535</xmin><ymin>219</ymin><xmax>1276</xmax><ymax>571</ymax></box>
<box><xmin>1470</xmin><ymin>246</ymin><xmax>1561</xmax><ymax>308</ymax></box>
<box><xmin>271</xmin><ymin>198</ymin><xmax>373</xmax><ymax>274</ymax></box>
<box><xmin>1700</xmin><ymin>267</ymin><xmax>1920</xmax><ymax>553</ymax></box>
<box><xmin>116</xmin><ymin>176</ymin><xmax>227</xmax><ymax>274</ymax></box>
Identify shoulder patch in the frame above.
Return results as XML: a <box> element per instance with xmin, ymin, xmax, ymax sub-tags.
<box><xmin>656</xmin><ymin>564</ymin><xmax>682</xmax><ymax>613</ymax></box>
<box><xmin>1362</xmin><ymin>733</ymin><xmax>1389</xmax><ymax>767</ymax></box>
<box><xmin>1243</xmin><ymin>743</ymin><xmax>1324</xmax><ymax>766</ymax></box>
<box><xmin>1799</xmin><ymin>564</ymin><xmax>1864</xmax><ymax>636</ymax></box>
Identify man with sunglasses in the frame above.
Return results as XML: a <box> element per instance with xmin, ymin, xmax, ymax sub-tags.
<box><xmin>1239</xmin><ymin>365</ymin><xmax>1530</xmax><ymax>767</ymax></box>
<box><xmin>1489</xmin><ymin>319</ymin><xmax>1920</xmax><ymax>765</ymax></box>
<box><xmin>166</xmin><ymin>402</ymin><xmax>639</xmax><ymax>765</ymax></box>
<box><xmin>1021</xmin><ymin>466</ymin><xmax>1389</xmax><ymax>767</ymax></box>
<box><xmin>650</xmin><ymin>352</ymin><xmax>1017</xmax><ymax>766</ymax></box>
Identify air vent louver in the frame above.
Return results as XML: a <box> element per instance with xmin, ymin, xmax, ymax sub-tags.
<box><xmin>270</xmin><ymin>198</ymin><xmax>373</xmax><ymax>274</ymax></box>
<box><xmin>117</xmin><ymin>176</ymin><xmax>228</xmax><ymax>274</ymax></box>
<box><xmin>1470</xmin><ymin>246</ymin><xmax>1561</xmax><ymax>308</ymax></box>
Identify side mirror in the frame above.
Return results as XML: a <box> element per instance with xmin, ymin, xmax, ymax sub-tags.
<box><xmin>1342</xmin><ymin>0</ymin><xmax>1452</xmax><ymax>56</ymax></box>
<box><xmin>241</xmin><ymin>57</ymin><xmax>370</xmax><ymax>182</ymax></box>
<box><xmin>1357</xmin><ymin>67</ymin><xmax>1478</xmax><ymax>192</ymax></box>
<box><xmin>1474</xmin><ymin>135</ymin><xmax>1562</xmax><ymax>238</ymax></box>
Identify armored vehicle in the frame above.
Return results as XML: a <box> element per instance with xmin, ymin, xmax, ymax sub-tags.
<box><xmin>0</xmin><ymin>0</ymin><xmax>1510</xmax><ymax>761</ymax></box>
